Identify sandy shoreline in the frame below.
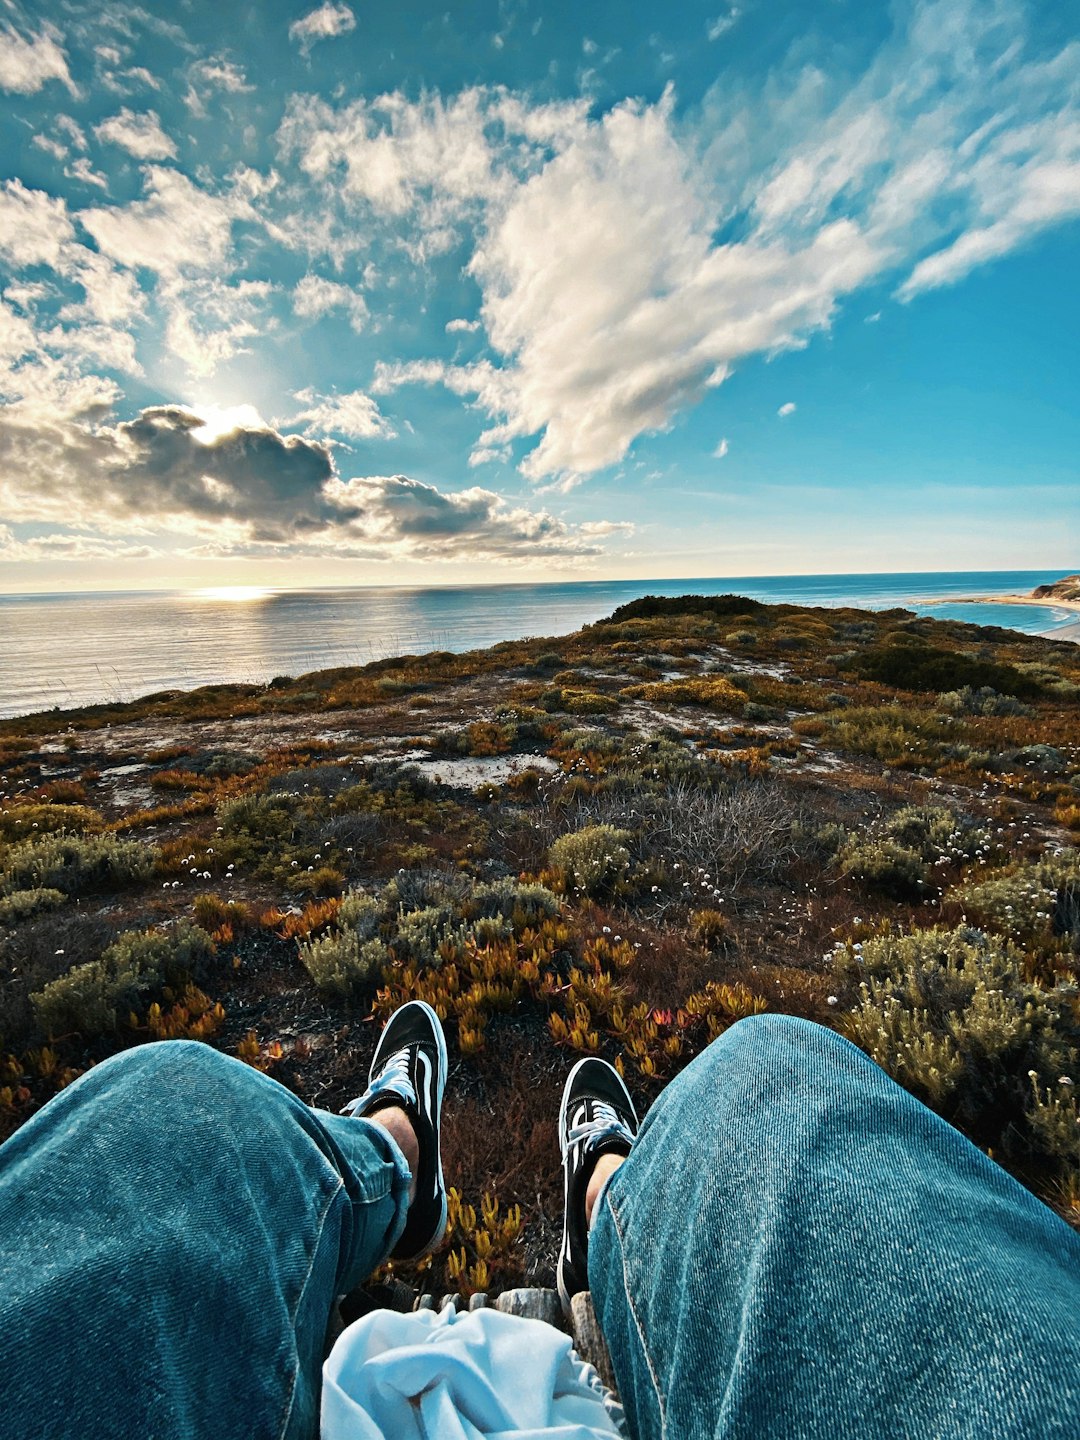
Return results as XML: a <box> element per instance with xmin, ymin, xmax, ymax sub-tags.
<box><xmin>920</xmin><ymin>593</ymin><xmax>1080</xmax><ymax>614</ymax></box>
<box><xmin>918</xmin><ymin>592</ymin><xmax>1080</xmax><ymax>643</ymax></box>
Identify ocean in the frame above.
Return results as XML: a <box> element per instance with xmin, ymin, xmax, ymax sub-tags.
<box><xmin>0</xmin><ymin>570</ymin><xmax>1074</xmax><ymax>720</ymax></box>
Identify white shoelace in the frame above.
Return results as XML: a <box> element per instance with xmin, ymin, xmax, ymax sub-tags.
<box><xmin>567</xmin><ymin>1099</ymin><xmax>633</xmax><ymax>1156</ymax></box>
<box><xmin>343</xmin><ymin>1047</ymin><xmax>416</xmax><ymax>1116</ymax></box>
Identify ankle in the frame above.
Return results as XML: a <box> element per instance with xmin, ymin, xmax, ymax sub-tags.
<box><xmin>585</xmin><ymin>1152</ymin><xmax>626</xmax><ymax>1229</ymax></box>
<box><xmin>364</xmin><ymin>1104</ymin><xmax>420</xmax><ymax>1203</ymax></box>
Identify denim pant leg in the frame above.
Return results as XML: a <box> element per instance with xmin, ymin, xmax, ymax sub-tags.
<box><xmin>0</xmin><ymin>1040</ymin><xmax>411</xmax><ymax>1440</ymax></box>
<box><xmin>589</xmin><ymin>1013</ymin><xmax>1080</xmax><ymax>1440</ymax></box>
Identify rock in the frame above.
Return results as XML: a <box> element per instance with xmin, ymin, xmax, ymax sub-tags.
<box><xmin>569</xmin><ymin>1292</ymin><xmax>618</xmax><ymax>1395</ymax></box>
<box><xmin>468</xmin><ymin>1292</ymin><xmax>489</xmax><ymax>1311</ymax></box>
<box><xmin>494</xmin><ymin>1287</ymin><xmax>565</xmax><ymax>1330</ymax></box>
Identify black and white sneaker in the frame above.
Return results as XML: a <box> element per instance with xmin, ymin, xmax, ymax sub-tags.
<box><xmin>557</xmin><ymin>1056</ymin><xmax>638</xmax><ymax>1315</ymax></box>
<box><xmin>343</xmin><ymin>1000</ymin><xmax>448</xmax><ymax>1262</ymax></box>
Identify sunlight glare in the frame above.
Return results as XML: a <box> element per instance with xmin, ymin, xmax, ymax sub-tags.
<box><xmin>191</xmin><ymin>586</ymin><xmax>275</xmax><ymax>603</ymax></box>
<box><xmin>189</xmin><ymin>404</ymin><xmax>268</xmax><ymax>443</ymax></box>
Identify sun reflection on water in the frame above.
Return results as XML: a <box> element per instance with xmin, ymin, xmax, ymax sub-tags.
<box><xmin>190</xmin><ymin>586</ymin><xmax>275</xmax><ymax>603</ymax></box>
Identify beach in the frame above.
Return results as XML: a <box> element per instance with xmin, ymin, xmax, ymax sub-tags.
<box><xmin>918</xmin><ymin>591</ymin><xmax>1080</xmax><ymax>642</ymax></box>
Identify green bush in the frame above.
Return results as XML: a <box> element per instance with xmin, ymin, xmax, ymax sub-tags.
<box><xmin>951</xmin><ymin>852</ymin><xmax>1080</xmax><ymax>946</ymax></box>
<box><xmin>0</xmin><ymin>804</ymin><xmax>104</xmax><ymax>842</ymax></box>
<box><xmin>465</xmin><ymin>879</ymin><xmax>560</xmax><ymax>927</ymax></box>
<box><xmin>883</xmin><ymin>805</ymin><xmax>992</xmax><ymax>865</ymax></box>
<box><xmin>837</xmin><ymin>925</ymin><xmax>1079</xmax><ymax>1170</ymax></box>
<box><xmin>853</xmin><ymin>642</ymin><xmax>1040</xmax><ymax>697</ymax></box>
<box><xmin>603</xmin><ymin>594</ymin><xmax>765</xmax><ymax>623</ymax></box>
<box><xmin>937</xmin><ymin>686</ymin><xmax>1032</xmax><ymax>717</ymax></box>
<box><xmin>0</xmin><ymin>887</ymin><xmax>66</xmax><ymax>923</ymax></box>
<box><xmin>1</xmin><ymin>832</ymin><xmax>155</xmax><ymax>896</ymax></box>
<box><xmin>549</xmin><ymin>824</ymin><xmax>634</xmax><ymax>897</ymax></box>
<box><xmin>217</xmin><ymin>791</ymin><xmax>299</xmax><ymax>841</ymax></box>
<box><xmin>31</xmin><ymin>922</ymin><xmax>214</xmax><ymax>1036</ymax></box>
<box><xmin>299</xmin><ymin>929</ymin><xmax>389</xmax><ymax>1004</ymax></box>
<box><xmin>839</xmin><ymin>837</ymin><xmax>930</xmax><ymax>899</ymax></box>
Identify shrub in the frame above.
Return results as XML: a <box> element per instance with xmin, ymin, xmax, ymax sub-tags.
<box><xmin>1014</xmin><ymin>745</ymin><xmax>1068</xmax><ymax>777</ymax></box>
<box><xmin>883</xmin><ymin>805</ymin><xmax>992</xmax><ymax>865</ymax></box>
<box><xmin>216</xmin><ymin>791</ymin><xmax>299</xmax><ymax>840</ymax></box>
<box><xmin>603</xmin><ymin>594</ymin><xmax>765</xmax><ymax>623</ymax></box>
<box><xmin>639</xmin><ymin>775</ymin><xmax>801</xmax><ymax>891</ymax></box>
<box><xmin>951</xmin><ymin>852</ymin><xmax>1080</xmax><ymax>946</ymax></box>
<box><xmin>690</xmin><ymin>908</ymin><xmax>735</xmax><ymax>951</ymax></box>
<box><xmin>725</xmin><ymin>630</ymin><xmax>757</xmax><ymax>645</ymax></box>
<box><xmin>804</xmin><ymin>705</ymin><xmax>953</xmax><ymax>767</ymax></box>
<box><xmin>549</xmin><ymin>825</ymin><xmax>633</xmax><ymax>897</ymax></box>
<box><xmin>299</xmin><ymin>929</ymin><xmax>389</xmax><ymax>1004</ymax></box>
<box><xmin>0</xmin><ymin>888</ymin><xmax>66</xmax><ymax>924</ymax></box>
<box><xmin>31</xmin><ymin>922</ymin><xmax>215</xmax><ymax>1036</ymax></box>
<box><xmin>852</xmin><ymin>642</ymin><xmax>1041</xmax><ymax>697</ymax></box>
<box><xmin>937</xmin><ymin>686</ymin><xmax>1033</xmax><ymax>717</ymax></box>
<box><xmin>288</xmin><ymin>865</ymin><xmax>345</xmax><ymax>898</ymax></box>
<box><xmin>840</xmin><ymin>837</ymin><xmax>930</xmax><ymax>899</ymax></box>
<box><xmin>192</xmin><ymin>894</ymin><xmax>251</xmax><ymax>932</ymax></box>
<box><xmin>465</xmin><ymin>878</ymin><xmax>560</xmax><ymax>927</ymax></box>
<box><xmin>0</xmin><ymin>804</ymin><xmax>104</xmax><ymax>841</ymax></box>
<box><xmin>837</xmin><ymin>926</ymin><xmax>1079</xmax><ymax>1171</ymax></box>
<box><xmin>622</xmin><ymin>676</ymin><xmax>746</xmax><ymax>710</ymax></box>
<box><xmin>1</xmin><ymin>832</ymin><xmax>155</xmax><ymax>896</ymax></box>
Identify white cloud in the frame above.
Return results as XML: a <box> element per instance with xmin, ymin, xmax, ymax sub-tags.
<box><xmin>80</xmin><ymin>167</ymin><xmax>253</xmax><ymax>277</ymax></box>
<box><xmin>0</xmin><ymin>22</ymin><xmax>76</xmax><ymax>96</ymax></box>
<box><xmin>292</xmin><ymin>274</ymin><xmax>368</xmax><ymax>332</ymax></box>
<box><xmin>184</xmin><ymin>57</ymin><xmax>253</xmax><ymax>115</ymax></box>
<box><xmin>123</xmin><ymin>66</ymin><xmax>160</xmax><ymax>91</ymax></box>
<box><xmin>163</xmin><ymin>278</ymin><xmax>273</xmax><ymax>378</ymax></box>
<box><xmin>468</xmin><ymin>445</ymin><xmax>511</xmax><ymax>467</ymax></box>
<box><xmin>713</xmin><ymin>437</ymin><xmax>729</xmax><ymax>457</ymax></box>
<box><xmin>66</xmin><ymin>158</ymin><xmax>110</xmax><ymax>191</ymax></box>
<box><xmin>288</xmin><ymin>388</ymin><xmax>396</xmax><ymax>440</ymax></box>
<box><xmin>0</xmin><ymin>181</ymin><xmax>76</xmax><ymax>269</ymax></box>
<box><xmin>707</xmin><ymin>9</ymin><xmax>741</xmax><ymax>42</ymax></box>
<box><xmin>94</xmin><ymin>108</ymin><xmax>178</xmax><ymax>160</ymax></box>
<box><xmin>446</xmin><ymin>317</ymin><xmax>481</xmax><ymax>333</ymax></box>
<box><xmin>289</xmin><ymin>3</ymin><xmax>356</xmax><ymax>56</ymax></box>
<box><xmin>294</xmin><ymin>2</ymin><xmax>1080</xmax><ymax>486</ymax></box>
<box><xmin>0</xmin><ymin>525</ymin><xmax>160</xmax><ymax>563</ymax></box>
<box><xmin>277</xmin><ymin>87</ymin><xmax>589</xmax><ymax>233</ymax></box>
<box><xmin>33</xmin><ymin>134</ymin><xmax>69</xmax><ymax>161</ymax></box>
<box><xmin>777</xmin><ymin>402</ymin><xmax>796</xmax><ymax>417</ymax></box>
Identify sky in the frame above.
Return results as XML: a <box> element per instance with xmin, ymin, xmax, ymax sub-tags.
<box><xmin>0</xmin><ymin>0</ymin><xmax>1077</xmax><ymax>594</ymax></box>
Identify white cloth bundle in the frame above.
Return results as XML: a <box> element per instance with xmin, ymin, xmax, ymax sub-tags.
<box><xmin>322</xmin><ymin>1305</ymin><xmax>625</xmax><ymax>1439</ymax></box>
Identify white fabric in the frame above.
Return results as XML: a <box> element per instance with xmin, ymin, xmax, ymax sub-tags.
<box><xmin>321</xmin><ymin>1306</ymin><xmax>625</xmax><ymax>1440</ymax></box>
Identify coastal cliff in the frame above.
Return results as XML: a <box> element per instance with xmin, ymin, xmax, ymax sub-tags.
<box><xmin>1033</xmin><ymin>575</ymin><xmax>1080</xmax><ymax>601</ymax></box>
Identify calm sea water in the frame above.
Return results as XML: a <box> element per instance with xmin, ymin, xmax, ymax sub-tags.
<box><xmin>0</xmin><ymin>570</ymin><xmax>1074</xmax><ymax>720</ymax></box>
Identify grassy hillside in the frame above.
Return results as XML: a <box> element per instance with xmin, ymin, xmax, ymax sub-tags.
<box><xmin>2</xmin><ymin>595</ymin><xmax>1079</xmax><ymax>1296</ymax></box>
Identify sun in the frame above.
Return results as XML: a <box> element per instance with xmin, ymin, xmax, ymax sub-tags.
<box><xmin>188</xmin><ymin>404</ymin><xmax>269</xmax><ymax>444</ymax></box>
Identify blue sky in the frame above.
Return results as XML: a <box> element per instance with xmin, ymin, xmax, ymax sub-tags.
<box><xmin>0</xmin><ymin>0</ymin><xmax>1077</xmax><ymax>592</ymax></box>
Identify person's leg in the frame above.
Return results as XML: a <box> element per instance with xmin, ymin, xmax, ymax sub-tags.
<box><xmin>588</xmin><ymin>1013</ymin><xmax>1080</xmax><ymax>1440</ymax></box>
<box><xmin>0</xmin><ymin>1039</ymin><xmax>412</xmax><ymax>1440</ymax></box>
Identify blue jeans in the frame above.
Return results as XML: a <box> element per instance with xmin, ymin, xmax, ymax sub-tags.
<box><xmin>2</xmin><ymin>1021</ymin><xmax>1078</xmax><ymax>1440</ymax></box>
<box><xmin>0</xmin><ymin>1041</ymin><xmax>412</xmax><ymax>1440</ymax></box>
<box><xmin>590</xmin><ymin>1015</ymin><xmax>1080</xmax><ymax>1439</ymax></box>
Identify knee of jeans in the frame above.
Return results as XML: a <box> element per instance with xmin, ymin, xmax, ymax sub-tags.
<box><xmin>669</xmin><ymin>1013</ymin><xmax>842</xmax><ymax>1099</ymax></box>
<box><xmin>101</xmin><ymin>1038</ymin><xmax>246</xmax><ymax>1093</ymax></box>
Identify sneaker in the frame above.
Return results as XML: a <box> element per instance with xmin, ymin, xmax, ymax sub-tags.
<box><xmin>343</xmin><ymin>1000</ymin><xmax>448</xmax><ymax>1262</ymax></box>
<box><xmin>557</xmin><ymin>1056</ymin><xmax>638</xmax><ymax>1314</ymax></box>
